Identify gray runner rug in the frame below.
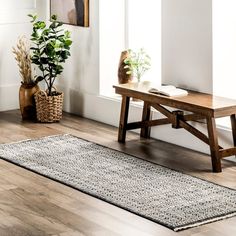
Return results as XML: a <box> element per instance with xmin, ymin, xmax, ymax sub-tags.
<box><xmin>0</xmin><ymin>134</ymin><xmax>236</xmax><ymax>231</ymax></box>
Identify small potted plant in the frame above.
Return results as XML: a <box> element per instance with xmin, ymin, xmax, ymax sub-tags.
<box><xmin>13</xmin><ymin>36</ymin><xmax>40</xmax><ymax>120</ymax></box>
<box><xmin>29</xmin><ymin>14</ymin><xmax>72</xmax><ymax>122</ymax></box>
<box><xmin>124</xmin><ymin>48</ymin><xmax>151</xmax><ymax>83</ymax></box>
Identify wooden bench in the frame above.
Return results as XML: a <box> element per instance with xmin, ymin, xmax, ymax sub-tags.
<box><xmin>113</xmin><ymin>81</ymin><xmax>236</xmax><ymax>173</ymax></box>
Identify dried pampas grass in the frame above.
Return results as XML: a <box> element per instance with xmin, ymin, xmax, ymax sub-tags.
<box><xmin>13</xmin><ymin>36</ymin><xmax>33</xmax><ymax>84</ymax></box>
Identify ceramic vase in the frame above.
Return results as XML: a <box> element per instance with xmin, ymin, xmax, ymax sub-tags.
<box><xmin>19</xmin><ymin>83</ymin><xmax>40</xmax><ymax>120</ymax></box>
<box><xmin>118</xmin><ymin>50</ymin><xmax>133</xmax><ymax>84</ymax></box>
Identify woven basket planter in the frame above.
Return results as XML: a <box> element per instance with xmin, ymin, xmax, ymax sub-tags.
<box><xmin>34</xmin><ymin>90</ymin><xmax>64</xmax><ymax>123</ymax></box>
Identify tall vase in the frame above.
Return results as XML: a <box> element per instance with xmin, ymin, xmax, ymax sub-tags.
<box><xmin>118</xmin><ymin>51</ymin><xmax>133</xmax><ymax>84</ymax></box>
<box><xmin>19</xmin><ymin>83</ymin><xmax>40</xmax><ymax>120</ymax></box>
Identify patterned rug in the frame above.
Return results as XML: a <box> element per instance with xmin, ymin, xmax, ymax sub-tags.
<box><xmin>0</xmin><ymin>134</ymin><xmax>236</xmax><ymax>231</ymax></box>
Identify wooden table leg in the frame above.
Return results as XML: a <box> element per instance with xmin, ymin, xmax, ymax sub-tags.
<box><xmin>140</xmin><ymin>102</ymin><xmax>151</xmax><ymax>138</ymax></box>
<box><xmin>206</xmin><ymin>117</ymin><xmax>222</xmax><ymax>172</ymax></box>
<box><xmin>230</xmin><ymin>114</ymin><xmax>236</xmax><ymax>149</ymax></box>
<box><xmin>118</xmin><ymin>96</ymin><xmax>130</xmax><ymax>143</ymax></box>
<box><xmin>230</xmin><ymin>114</ymin><xmax>236</xmax><ymax>158</ymax></box>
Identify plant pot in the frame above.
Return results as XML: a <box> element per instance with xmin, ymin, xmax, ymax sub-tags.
<box><xmin>118</xmin><ymin>51</ymin><xmax>133</xmax><ymax>84</ymax></box>
<box><xmin>34</xmin><ymin>90</ymin><xmax>64</xmax><ymax>123</ymax></box>
<box><xmin>19</xmin><ymin>83</ymin><xmax>40</xmax><ymax>120</ymax></box>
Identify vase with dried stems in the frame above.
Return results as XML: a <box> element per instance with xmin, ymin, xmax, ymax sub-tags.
<box><xmin>13</xmin><ymin>36</ymin><xmax>40</xmax><ymax>120</ymax></box>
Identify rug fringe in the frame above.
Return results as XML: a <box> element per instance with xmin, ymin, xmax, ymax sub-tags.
<box><xmin>174</xmin><ymin>212</ymin><xmax>236</xmax><ymax>231</ymax></box>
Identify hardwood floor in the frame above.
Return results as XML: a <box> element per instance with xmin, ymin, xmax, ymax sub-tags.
<box><xmin>0</xmin><ymin>110</ymin><xmax>236</xmax><ymax>236</ymax></box>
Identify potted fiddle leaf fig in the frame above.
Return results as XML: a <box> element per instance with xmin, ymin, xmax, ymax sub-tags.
<box><xmin>29</xmin><ymin>14</ymin><xmax>72</xmax><ymax>122</ymax></box>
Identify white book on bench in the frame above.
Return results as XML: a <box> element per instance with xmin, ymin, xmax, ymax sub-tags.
<box><xmin>148</xmin><ymin>85</ymin><xmax>188</xmax><ymax>97</ymax></box>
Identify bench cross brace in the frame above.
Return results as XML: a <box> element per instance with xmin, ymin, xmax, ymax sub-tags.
<box><xmin>118</xmin><ymin>96</ymin><xmax>236</xmax><ymax>172</ymax></box>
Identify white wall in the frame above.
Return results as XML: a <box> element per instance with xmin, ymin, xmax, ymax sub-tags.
<box><xmin>162</xmin><ymin>0</ymin><xmax>213</xmax><ymax>93</ymax></box>
<box><xmin>58</xmin><ymin>0</ymin><xmax>100</xmax><ymax>114</ymax></box>
<box><xmin>127</xmin><ymin>0</ymin><xmax>162</xmax><ymax>85</ymax></box>
<box><xmin>213</xmin><ymin>0</ymin><xmax>236</xmax><ymax>99</ymax></box>
<box><xmin>212</xmin><ymin>0</ymin><xmax>236</xmax><ymax>129</ymax></box>
<box><xmin>0</xmin><ymin>0</ymin><xmax>47</xmax><ymax>111</ymax></box>
<box><xmin>59</xmin><ymin>0</ymin><xmax>124</xmax><ymax>112</ymax></box>
<box><xmin>99</xmin><ymin>0</ymin><xmax>125</xmax><ymax>96</ymax></box>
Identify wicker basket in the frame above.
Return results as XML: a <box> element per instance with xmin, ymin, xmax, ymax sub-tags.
<box><xmin>34</xmin><ymin>90</ymin><xmax>64</xmax><ymax>123</ymax></box>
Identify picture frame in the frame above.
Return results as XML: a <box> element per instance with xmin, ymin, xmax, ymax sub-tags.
<box><xmin>50</xmin><ymin>0</ymin><xmax>89</xmax><ymax>27</ymax></box>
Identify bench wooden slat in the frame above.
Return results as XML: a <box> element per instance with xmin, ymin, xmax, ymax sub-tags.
<box><xmin>220</xmin><ymin>148</ymin><xmax>236</xmax><ymax>158</ymax></box>
<box><xmin>126</xmin><ymin>118</ymin><xmax>171</xmax><ymax>130</ymax></box>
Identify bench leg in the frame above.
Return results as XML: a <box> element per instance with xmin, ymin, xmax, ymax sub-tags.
<box><xmin>140</xmin><ymin>102</ymin><xmax>151</xmax><ymax>138</ymax></box>
<box><xmin>230</xmin><ymin>114</ymin><xmax>236</xmax><ymax>157</ymax></box>
<box><xmin>207</xmin><ymin>117</ymin><xmax>222</xmax><ymax>172</ymax></box>
<box><xmin>118</xmin><ymin>96</ymin><xmax>130</xmax><ymax>143</ymax></box>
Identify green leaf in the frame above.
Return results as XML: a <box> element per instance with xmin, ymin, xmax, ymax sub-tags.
<box><xmin>64</xmin><ymin>30</ymin><xmax>71</xmax><ymax>38</ymax></box>
<box><xmin>40</xmin><ymin>57</ymin><xmax>49</xmax><ymax>64</ymax></box>
<box><xmin>51</xmin><ymin>14</ymin><xmax>57</xmax><ymax>21</ymax></box>
<box><xmin>65</xmin><ymin>40</ymin><xmax>72</xmax><ymax>47</ymax></box>
<box><xmin>28</xmin><ymin>14</ymin><xmax>37</xmax><ymax>23</ymax></box>
<box><xmin>35</xmin><ymin>76</ymin><xmax>44</xmax><ymax>83</ymax></box>
<box><xmin>57</xmin><ymin>22</ymin><xmax>63</xmax><ymax>27</ymax></box>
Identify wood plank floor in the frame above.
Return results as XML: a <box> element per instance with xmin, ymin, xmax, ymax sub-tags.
<box><xmin>0</xmin><ymin>110</ymin><xmax>236</xmax><ymax>236</ymax></box>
